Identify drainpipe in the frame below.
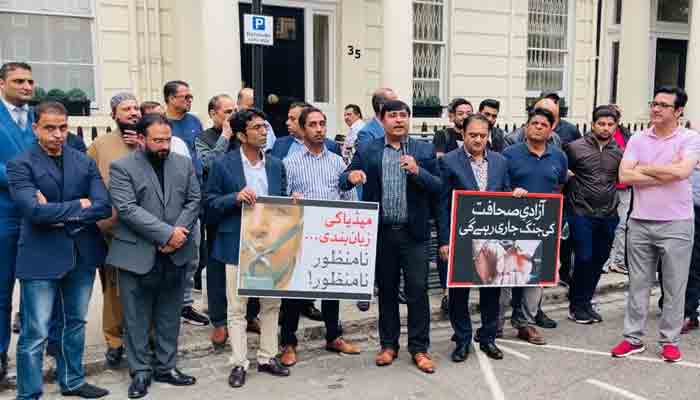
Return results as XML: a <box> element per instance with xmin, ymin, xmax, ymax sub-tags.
<box><xmin>127</xmin><ymin>0</ymin><xmax>141</xmax><ymax>96</ymax></box>
<box><xmin>593</xmin><ymin>0</ymin><xmax>603</xmax><ymax>109</ymax></box>
<box><xmin>143</xmin><ymin>0</ymin><xmax>153</xmax><ymax>99</ymax></box>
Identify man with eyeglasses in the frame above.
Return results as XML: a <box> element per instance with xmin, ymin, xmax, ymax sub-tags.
<box><xmin>611</xmin><ymin>86</ymin><xmax>700</xmax><ymax>363</ymax></box>
<box><xmin>341</xmin><ymin>100</ymin><xmax>442</xmax><ymax>374</ymax></box>
<box><xmin>163</xmin><ymin>80</ymin><xmax>209</xmax><ymax>327</ymax></box>
<box><xmin>206</xmin><ymin>109</ymin><xmax>291</xmax><ymax>388</ymax></box>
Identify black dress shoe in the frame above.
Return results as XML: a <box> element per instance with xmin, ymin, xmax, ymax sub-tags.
<box><xmin>257</xmin><ymin>358</ymin><xmax>290</xmax><ymax>377</ymax></box>
<box><xmin>535</xmin><ymin>310</ymin><xmax>557</xmax><ymax>329</ymax></box>
<box><xmin>153</xmin><ymin>369</ymin><xmax>197</xmax><ymax>386</ymax></box>
<box><xmin>128</xmin><ymin>374</ymin><xmax>151</xmax><ymax>399</ymax></box>
<box><xmin>0</xmin><ymin>352</ymin><xmax>8</xmax><ymax>382</ymax></box>
<box><xmin>480</xmin><ymin>343</ymin><xmax>504</xmax><ymax>360</ymax></box>
<box><xmin>451</xmin><ymin>342</ymin><xmax>469</xmax><ymax>363</ymax></box>
<box><xmin>62</xmin><ymin>383</ymin><xmax>110</xmax><ymax>398</ymax></box>
<box><xmin>105</xmin><ymin>346</ymin><xmax>124</xmax><ymax>368</ymax></box>
<box><xmin>228</xmin><ymin>366</ymin><xmax>246</xmax><ymax>388</ymax></box>
<box><xmin>440</xmin><ymin>296</ymin><xmax>449</xmax><ymax>318</ymax></box>
<box><xmin>301</xmin><ymin>303</ymin><xmax>323</xmax><ymax>321</ymax></box>
<box><xmin>357</xmin><ymin>301</ymin><xmax>370</xmax><ymax>312</ymax></box>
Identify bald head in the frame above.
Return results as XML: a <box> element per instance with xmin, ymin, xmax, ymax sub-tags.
<box><xmin>371</xmin><ymin>88</ymin><xmax>398</xmax><ymax>116</ymax></box>
<box><xmin>237</xmin><ymin>88</ymin><xmax>254</xmax><ymax>110</ymax></box>
<box><xmin>534</xmin><ymin>98</ymin><xmax>560</xmax><ymax>122</ymax></box>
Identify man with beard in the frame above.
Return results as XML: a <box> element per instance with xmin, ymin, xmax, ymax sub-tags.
<box><xmin>341</xmin><ymin>100</ymin><xmax>441</xmax><ymax>374</ymax></box>
<box><xmin>86</xmin><ymin>92</ymin><xmax>143</xmax><ymax>367</ymax></box>
<box><xmin>206</xmin><ymin>109</ymin><xmax>291</xmax><ymax>388</ymax></box>
<box><xmin>107</xmin><ymin>113</ymin><xmax>200</xmax><ymax>398</ymax></box>
<box><xmin>433</xmin><ymin>98</ymin><xmax>472</xmax><ymax>158</ymax></box>
<box><xmin>565</xmin><ymin>106</ymin><xmax>622</xmax><ymax>324</ymax></box>
<box><xmin>478</xmin><ymin>99</ymin><xmax>507</xmax><ymax>153</ymax></box>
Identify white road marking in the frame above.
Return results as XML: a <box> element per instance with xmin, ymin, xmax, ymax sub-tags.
<box><xmin>496</xmin><ymin>344</ymin><xmax>531</xmax><ymax>360</ymax></box>
<box><xmin>496</xmin><ymin>339</ymin><xmax>700</xmax><ymax>369</ymax></box>
<box><xmin>586</xmin><ymin>379</ymin><xmax>649</xmax><ymax>400</ymax></box>
<box><xmin>475</xmin><ymin>345</ymin><xmax>506</xmax><ymax>400</ymax></box>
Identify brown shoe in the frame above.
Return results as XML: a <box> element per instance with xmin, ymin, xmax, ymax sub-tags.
<box><xmin>326</xmin><ymin>338</ymin><xmax>361</xmax><ymax>355</ymax></box>
<box><xmin>246</xmin><ymin>319</ymin><xmax>261</xmax><ymax>335</ymax></box>
<box><xmin>280</xmin><ymin>345</ymin><xmax>297</xmax><ymax>367</ymax></box>
<box><xmin>375</xmin><ymin>348</ymin><xmax>398</xmax><ymax>366</ymax></box>
<box><xmin>210</xmin><ymin>326</ymin><xmax>228</xmax><ymax>350</ymax></box>
<box><xmin>517</xmin><ymin>326</ymin><xmax>546</xmax><ymax>345</ymax></box>
<box><xmin>412</xmin><ymin>352</ymin><xmax>435</xmax><ymax>374</ymax></box>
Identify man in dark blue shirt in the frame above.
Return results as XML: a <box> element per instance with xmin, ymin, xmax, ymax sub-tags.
<box><xmin>163</xmin><ymin>80</ymin><xmax>209</xmax><ymax>327</ymax></box>
<box><xmin>503</xmin><ymin>107</ymin><xmax>568</xmax><ymax>346</ymax></box>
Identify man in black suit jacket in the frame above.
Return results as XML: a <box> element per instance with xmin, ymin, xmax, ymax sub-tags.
<box><xmin>437</xmin><ymin>114</ymin><xmax>511</xmax><ymax>363</ymax></box>
<box><xmin>340</xmin><ymin>100</ymin><xmax>441</xmax><ymax>374</ymax></box>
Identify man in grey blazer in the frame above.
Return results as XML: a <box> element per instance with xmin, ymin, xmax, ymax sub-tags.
<box><xmin>107</xmin><ymin>113</ymin><xmax>200</xmax><ymax>399</ymax></box>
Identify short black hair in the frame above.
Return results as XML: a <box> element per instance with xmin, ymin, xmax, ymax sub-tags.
<box><xmin>230</xmin><ymin>108</ymin><xmax>267</xmax><ymax>134</ymax></box>
<box><xmin>344</xmin><ymin>104</ymin><xmax>362</xmax><ymax>119</ymax></box>
<box><xmin>289</xmin><ymin>101</ymin><xmax>311</xmax><ymax>111</ymax></box>
<box><xmin>299</xmin><ymin>107</ymin><xmax>326</xmax><ymax>129</ymax></box>
<box><xmin>163</xmin><ymin>80</ymin><xmax>189</xmax><ymax>103</ymax></box>
<box><xmin>379</xmin><ymin>100</ymin><xmax>411</xmax><ymax>120</ymax></box>
<box><xmin>139</xmin><ymin>101</ymin><xmax>161</xmax><ymax>116</ymax></box>
<box><xmin>35</xmin><ymin>101</ymin><xmax>67</xmax><ymax>122</ymax></box>
<box><xmin>0</xmin><ymin>62</ymin><xmax>31</xmax><ymax>80</ymax></box>
<box><xmin>461</xmin><ymin>113</ymin><xmax>491</xmax><ymax>131</ymax></box>
<box><xmin>371</xmin><ymin>88</ymin><xmax>393</xmax><ymax>114</ymax></box>
<box><xmin>592</xmin><ymin>105</ymin><xmax>619</xmax><ymax>124</ymax></box>
<box><xmin>479</xmin><ymin>99</ymin><xmax>500</xmax><ymax>112</ymax></box>
<box><xmin>136</xmin><ymin>112</ymin><xmax>172</xmax><ymax>136</ymax></box>
<box><xmin>527</xmin><ymin>107</ymin><xmax>556</xmax><ymax>127</ymax></box>
<box><xmin>654</xmin><ymin>86</ymin><xmax>688</xmax><ymax>109</ymax></box>
<box><xmin>540</xmin><ymin>91</ymin><xmax>561</xmax><ymax>104</ymax></box>
<box><xmin>448</xmin><ymin>98</ymin><xmax>472</xmax><ymax>114</ymax></box>
<box><xmin>208</xmin><ymin>94</ymin><xmax>233</xmax><ymax>113</ymax></box>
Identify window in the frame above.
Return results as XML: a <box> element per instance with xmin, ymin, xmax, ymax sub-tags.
<box><xmin>412</xmin><ymin>0</ymin><xmax>446</xmax><ymax>108</ymax></box>
<box><xmin>610</xmin><ymin>41</ymin><xmax>620</xmax><ymax>104</ymax></box>
<box><xmin>0</xmin><ymin>1</ymin><xmax>96</xmax><ymax>101</ymax></box>
<box><xmin>313</xmin><ymin>14</ymin><xmax>329</xmax><ymax>103</ymax></box>
<box><xmin>527</xmin><ymin>0</ymin><xmax>570</xmax><ymax>98</ymax></box>
<box><xmin>657</xmin><ymin>0</ymin><xmax>689</xmax><ymax>23</ymax></box>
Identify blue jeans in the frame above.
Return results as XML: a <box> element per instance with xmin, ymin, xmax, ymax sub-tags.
<box><xmin>16</xmin><ymin>264</ymin><xmax>96</xmax><ymax>399</ymax></box>
<box><xmin>568</xmin><ymin>214</ymin><xmax>618</xmax><ymax>308</ymax></box>
<box><xmin>0</xmin><ymin>229</ymin><xmax>18</xmax><ymax>355</ymax></box>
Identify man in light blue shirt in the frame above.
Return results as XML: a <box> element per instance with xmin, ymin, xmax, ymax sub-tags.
<box><xmin>356</xmin><ymin>87</ymin><xmax>397</xmax><ymax>146</ymax></box>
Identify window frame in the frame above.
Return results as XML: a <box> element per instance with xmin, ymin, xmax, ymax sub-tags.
<box><xmin>412</xmin><ymin>0</ymin><xmax>449</xmax><ymax>107</ymax></box>
<box><xmin>525</xmin><ymin>0</ymin><xmax>575</xmax><ymax>102</ymax></box>
<box><xmin>0</xmin><ymin>1</ymin><xmax>99</xmax><ymax>108</ymax></box>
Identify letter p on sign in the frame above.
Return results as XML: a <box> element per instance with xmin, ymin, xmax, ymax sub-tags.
<box><xmin>244</xmin><ymin>14</ymin><xmax>274</xmax><ymax>46</ymax></box>
<box><xmin>252</xmin><ymin>16</ymin><xmax>265</xmax><ymax>31</ymax></box>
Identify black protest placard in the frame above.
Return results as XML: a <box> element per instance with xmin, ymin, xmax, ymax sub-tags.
<box><xmin>447</xmin><ymin>191</ymin><xmax>563</xmax><ymax>288</ymax></box>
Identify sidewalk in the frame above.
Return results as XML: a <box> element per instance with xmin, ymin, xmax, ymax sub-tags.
<box><xmin>2</xmin><ymin>272</ymin><xmax>630</xmax><ymax>383</ymax></box>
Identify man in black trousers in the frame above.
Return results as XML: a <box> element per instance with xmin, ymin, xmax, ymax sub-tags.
<box><xmin>340</xmin><ymin>100</ymin><xmax>441</xmax><ymax>374</ymax></box>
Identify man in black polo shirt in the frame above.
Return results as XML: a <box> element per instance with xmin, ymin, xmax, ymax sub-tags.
<box><xmin>565</xmin><ymin>106</ymin><xmax>622</xmax><ymax>323</ymax></box>
<box><xmin>502</xmin><ymin>107</ymin><xmax>568</xmax><ymax>345</ymax></box>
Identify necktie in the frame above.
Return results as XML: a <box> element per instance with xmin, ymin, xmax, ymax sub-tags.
<box><xmin>15</xmin><ymin>109</ymin><xmax>26</xmax><ymax>130</ymax></box>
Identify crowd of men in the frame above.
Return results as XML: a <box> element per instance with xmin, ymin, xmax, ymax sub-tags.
<box><xmin>1</xmin><ymin>60</ymin><xmax>700</xmax><ymax>399</ymax></box>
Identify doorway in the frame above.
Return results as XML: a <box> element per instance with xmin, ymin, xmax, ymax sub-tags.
<box><xmin>239</xmin><ymin>4</ymin><xmax>305</xmax><ymax>137</ymax></box>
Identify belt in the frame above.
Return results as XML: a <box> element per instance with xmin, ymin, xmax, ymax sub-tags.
<box><xmin>383</xmin><ymin>223</ymin><xmax>407</xmax><ymax>230</ymax></box>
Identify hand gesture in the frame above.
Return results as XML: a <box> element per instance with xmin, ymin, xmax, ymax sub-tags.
<box><xmin>348</xmin><ymin>170</ymin><xmax>367</xmax><ymax>185</ymax></box>
<box><xmin>400</xmin><ymin>155</ymin><xmax>419</xmax><ymax>175</ymax></box>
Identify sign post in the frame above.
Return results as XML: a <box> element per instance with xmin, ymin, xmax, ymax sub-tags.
<box><xmin>244</xmin><ymin>0</ymin><xmax>271</xmax><ymax>110</ymax></box>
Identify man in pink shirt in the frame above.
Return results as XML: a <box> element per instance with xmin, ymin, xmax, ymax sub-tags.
<box><xmin>611</xmin><ymin>87</ymin><xmax>700</xmax><ymax>363</ymax></box>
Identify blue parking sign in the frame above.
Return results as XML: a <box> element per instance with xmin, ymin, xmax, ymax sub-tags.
<box><xmin>252</xmin><ymin>16</ymin><xmax>266</xmax><ymax>31</ymax></box>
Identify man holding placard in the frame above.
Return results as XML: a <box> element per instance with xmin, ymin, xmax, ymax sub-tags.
<box><xmin>278</xmin><ymin>106</ymin><xmax>361</xmax><ymax>367</ymax></box>
<box><xmin>438</xmin><ymin>113</ymin><xmax>509</xmax><ymax>361</ymax></box>
<box><xmin>502</xmin><ymin>107</ymin><xmax>568</xmax><ymax>346</ymax></box>
<box><xmin>341</xmin><ymin>100</ymin><xmax>441</xmax><ymax>374</ymax></box>
<box><xmin>205</xmin><ymin>109</ymin><xmax>290</xmax><ymax>388</ymax></box>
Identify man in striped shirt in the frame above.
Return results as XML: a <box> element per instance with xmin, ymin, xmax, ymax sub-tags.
<box><xmin>278</xmin><ymin>107</ymin><xmax>361</xmax><ymax>367</ymax></box>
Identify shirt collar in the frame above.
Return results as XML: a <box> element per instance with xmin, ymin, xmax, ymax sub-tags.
<box><xmin>351</xmin><ymin>119</ymin><xmax>363</xmax><ymax>129</ymax></box>
<box><xmin>292</xmin><ymin>135</ymin><xmax>304</xmax><ymax>145</ymax></box>
<box><xmin>524</xmin><ymin>142</ymin><xmax>553</xmax><ymax>158</ymax></box>
<box><xmin>302</xmin><ymin>145</ymin><xmax>328</xmax><ymax>158</ymax></box>
<box><xmin>1</xmin><ymin>96</ymin><xmax>28</xmax><ymax>113</ymax></box>
<box><xmin>464</xmin><ymin>147</ymin><xmax>489</xmax><ymax>162</ymax></box>
<box><xmin>240</xmin><ymin>147</ymin><xmax>265</xmax><ymax>168</ymax></box>
<box><xmin>646</xmin><ymin>125</ymin><xmax>684</xmax><ymax>140</ymax></box>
